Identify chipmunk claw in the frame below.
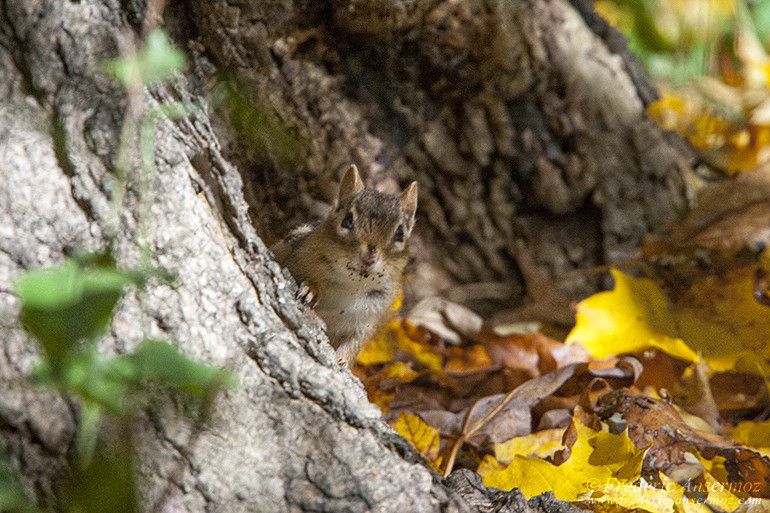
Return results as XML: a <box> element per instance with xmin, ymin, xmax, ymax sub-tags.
<box><xmin>296</xmin><ymin>282</ymin><xmax>317</xmax><ymax>308</ymax></box>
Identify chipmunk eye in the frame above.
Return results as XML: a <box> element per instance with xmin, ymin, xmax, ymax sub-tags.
<box><xmin>394</xmin><ymin>224</ymin><xmax>404</xmax><ymax>242</ymax></box>
<box><xmin>341</xmin><ymin>212</ymin><xmax>354</xmax><ymax>230</ymax></box>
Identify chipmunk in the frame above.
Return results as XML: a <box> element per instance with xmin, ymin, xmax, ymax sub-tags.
<box><xmin>272</xmin><ymin>165</ymin><xmax>418</xmax><ymax>367</ymax></box>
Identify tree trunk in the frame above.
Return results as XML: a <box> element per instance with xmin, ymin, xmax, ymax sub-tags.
<box><xmin>186</xmin><ymin>0</ymin><xmax>695</xmax><ymax>313</ymax></box>
<box><xmin>0</xmin><ymin>0</ymin><xmax>691</xmax><ymax>511</ymax></box>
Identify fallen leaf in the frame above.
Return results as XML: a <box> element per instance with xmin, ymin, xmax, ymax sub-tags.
<box><xmin>728</xmin><ymin>420</ymin><xmax>770</xmax><ymax>455</ymax></box>
<box><xmin>658</xmin><ymin>471</ymin><xmax>742</xmax><ymax>513</ymax></box>
<box><xmin>476</xmin><ymin>454</ymin><xmax>506</xmax><ymax>476</ymax></box>
<box><xmin>595</xmin><ymin>388</ymin><xmax>770</xmax><ymax>498</ymax></box>
<box><xmin>390</xmin><ymin>413</ymin><xmax>442</xmax><ymax>472</ymax></box>
<box><xmin>567</xmin><ymin>268</ymin><xmax>770</xmax><ymax>373</ymax></box>
<box><xmin>480</xmin><ymin>330</ymin><xmax>590</xmax><ymax>376</ymax></box>
<box><xmin>419</xmin><ymin>363</ymin><xmax>588</xmax><ymax>448</ymax></box>
<box><xmin>492</xmin><ymin>429</ymin><xmax>564</xmax><ymax>465</ymax></box>
<box><xmin>567</xmin><ymin>269</ymin><xmax>698</xmax><ymax>362</ymax></box>
<box><xmin>574</xmin><ymin>481</ymin><xmax>676</xmax><ymax>513</ymax></box>
<box><xmin>406</xmin><ymin>297</ymin><xmax>483</xmax><ymax>346</ymax></box>
<box><xmin>361</xmin><ymin>362</ymin><xmax>419</xmax><ymax>413</ymax></box>
<box><xmin>482</xmin><ymin>420</ymin><xmax>647</xmax><ymax>501</ymax></box>
<box><xmin>443</xmin><ymin>345</ymin><xmax>493</xmax><ymax>375</ymax></box>
<box><xmin>397</xmin><ymin>322</ymin><xmax>443</xmax><ymax>371</ymax></box>
<box><xmin>357</xmin><ymin>320</ymin><xmax>400</xmax><ymax>365</ymax></box>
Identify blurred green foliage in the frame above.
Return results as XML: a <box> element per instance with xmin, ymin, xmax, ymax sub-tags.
<box><xmin>596</xmin><ymin>0</ymin><xmax>770</xmax><ymax>83</ymax></box>
<box><xmin>597</xmin><ymin>0</ymin><xmax>770</xmax><ymax>172</ymax></box>
<box><xmin>105</xmin><ymin>29</ymin><xmax>186</xmax><ymax>88</ymax></box>
<box><xmin>0</xmin><ymin>452</ymin><xmax>34</xmax><ymax>513</ymax></box>
<box><xmin>219</xmin><ymin>77</ymin><xmax>301</xmax><ymax>172</ymax></box>
<box><xmin>18</xmin><ymin>258</ymin><xmax>140</xmax><ymax>374</ymax></box>
<box><xmin>13</xmin><ymin>251</ymin><xmax>235</xmax><ymax>511</ymax></box>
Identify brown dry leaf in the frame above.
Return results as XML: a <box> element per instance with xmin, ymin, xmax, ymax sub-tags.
<box><xmin>671</xmin><ymin>361</ymin><xmax>720</xmax><ymax>432</ymax></box>
<box><xmin>641</xmin><ymin>164</ymin><xmax>770</xmax><ymax>278</ymax></box>
<box><xmin>406</xmin><ymin>297</ymin><xmax>483</xmax><ymax>346</ymax></box>
<box><xmin>419</xmin><ymin>359</ymin><xmax>639</xmax><ymax>448</ymax></box>
<box><xmin>633</xmin><ymin>350</ymin><xmax>691</xmax><ymax>396</ymax></box>
<box><xmin>417</xmin><ymin>364</ymin><xmax>583</xmax><ymax>449</ymax></box>
<box><xmin>710</xmin><ymin>372</ymin><xmax>767</xmax><ymax>419</ymax></box>
<box><xmin>595</xmin><ymin>388</ymin><xmax>770</xmax><ymax>498</ymax></box>
<box><xmin>376</xmin><ymin>323</ymin><xmax>594</xmax><ymax>427</ymax></box>
<box><xmin>479</xmin><ymin>330</ymin><xmax>591</xmax><ymax>376</ymax></box>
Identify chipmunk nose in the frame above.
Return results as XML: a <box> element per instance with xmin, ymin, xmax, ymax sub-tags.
<box><xmin>359</xmin><ymin>244</ymin><xmax>377</xmax><ymax>269</ymax></box>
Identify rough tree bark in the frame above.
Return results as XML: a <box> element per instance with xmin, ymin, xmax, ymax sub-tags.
<box><xmin>0</xmin><ymin>0</ymin><xmax>692</xmax><ymax>512</ymax></box>
<box><xmin>186</xmin><ymin>0</ymin><xmax>695</xmax><ymax>313</ymax></box>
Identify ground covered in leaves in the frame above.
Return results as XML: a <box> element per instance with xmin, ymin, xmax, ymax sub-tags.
<box><xmin>352</xmin><ymin>239</ymin><xmax>770</xmax><ymax>512</ymax></box>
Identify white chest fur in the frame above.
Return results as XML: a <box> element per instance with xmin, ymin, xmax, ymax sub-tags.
<box><xmin>314</xmin><ymin>270</ymin><xmax>396</xmax><ymax>341</ymax></box>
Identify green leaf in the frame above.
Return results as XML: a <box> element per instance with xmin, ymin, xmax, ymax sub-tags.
<box><xmin>0</xmin><ymin>452</ymin><xmax>34</xmax><ymax>513</ymax></box>
<box><xmin>630</xmin><ymin>0</ymin><xmax>674</xmax><ymax>53</ymax></box>
<box><xmin>130</xmin><ymin>340</ymin><xmax>235</xmax><ymax>398</ymax></box>
<box><xmin>60</xmin><ymin>351</ymin><xmax>131</xmax><ymax>413</ymax></box>
<box><xmin>75</xmin><ymin>402</ymin><xmax>103</xmax><ymax>468</ymax></box>
<box><xmin>16</xmin><ymin>259</ymin><xmax>135</xmax><ymax>368</ymax></box>
<box><xmin>64</xmin><ymin>446</ymin><xmax>138</xmax><ymax>513</ymax></box>
<box><xmin>106</xmin><ymin>29</ymin><xmax>185</xmax><ymax>88</ymax></box>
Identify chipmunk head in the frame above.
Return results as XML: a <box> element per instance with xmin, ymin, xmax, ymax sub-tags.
<box><xmin>328</xmin><ymin>165</ymin><xmax>418</xmax><ymax>277</ymax></box>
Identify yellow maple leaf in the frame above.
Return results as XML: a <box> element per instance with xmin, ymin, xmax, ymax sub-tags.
<box><xmin>728</xmin><ymin>420</ymin><xmax>770</xmax><ymax>458</ymax></box>
<box><xmin>363</xmin><ymin>362</ymin><xmax>418</xmax><ymax>413</ymax></box>
<box><xmin>659</xmin><ymin>472</ymin><xmax>742</xmax><ymax>513</ymax></box>
<box><xmin>357</xmin><ymin>320</ymin><xmax>400</xmax><ymax>365</ymax></box>
<box><xmin>647</xmin><ymin>89</ymin><xmax>770</xmax><ymax>173</ymax></box>
<box><xmin>476</xmin><ymin>454</ymin><xmax>506</xmax><ymax>476</ymax></box>
<box><xmin>676</xmin><ymin>265</ymin><xmax>770</xmax><ymax>371</ymax></box>
<box><xmin>357</xmin><ymin>320</ymin><xmax>443</xmax><ymax>370</ymax></box>
<box><xmin>482</xmin><ymin>420</ymin><xmax>647</xmax><ymax>501</ymax></box>
<box><xmin>492</xmin><ymin>429</ymin><xmax>564</xmax><ymax>465</ymax></box>
<box><xmin>700</xmin><ymin>472</ymin><xmax>743</xmax><ymax>511</ymax></box>
<box><xmin>567</xmin><ymin>269</ymin><xmax>698</xmax><ymax>362</ymax></box>
<box><xmin>390</xmin><ymin>413</ymin><xmax>442</xmax><ymax>472</ymax></box>
<box><xmin>567</xmin><ymin>268</ymin><xmax>770</xmax><ymax>373</ymax></box>
<box><xmin>693</xmin><ymin>452</ymin><xmax>730</xmax><ymax>490</ymax></box>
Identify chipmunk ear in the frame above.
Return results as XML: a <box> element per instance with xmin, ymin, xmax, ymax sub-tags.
<box><xmin>337</xmin><ymin>164</ymin><xmax>364</xmax><ymax>207</ymax></box>
<box><xmin>400</xmin><ymin>181</ymin><xmax>418</xmax><ymax>235</ymax></box>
